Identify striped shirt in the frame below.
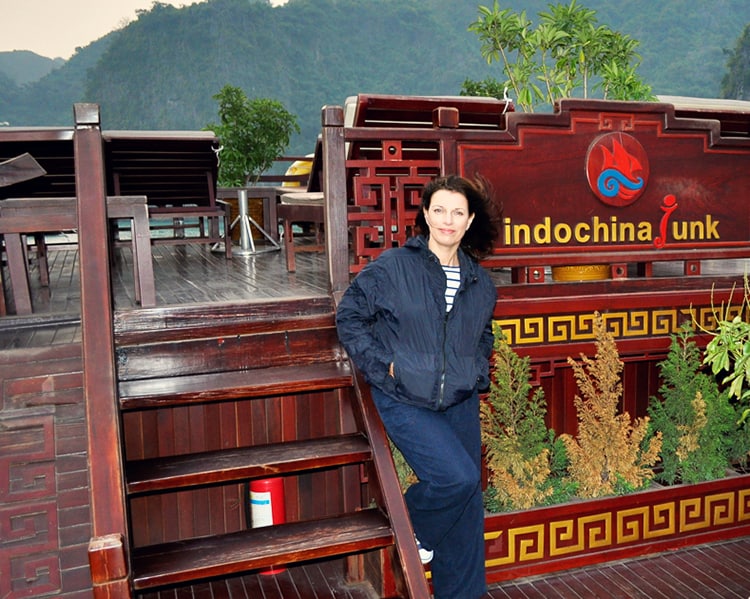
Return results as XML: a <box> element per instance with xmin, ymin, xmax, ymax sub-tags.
<box><xmin>443</xmin><ymin>265</ymin><xmax>461</xmax><ymax>312</ymax></box>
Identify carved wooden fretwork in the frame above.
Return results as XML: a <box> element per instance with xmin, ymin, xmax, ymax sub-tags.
<box><xmin>347</xmin><ymin>139</ymin><xmax>440</xmax><ymax>273</ymax></box>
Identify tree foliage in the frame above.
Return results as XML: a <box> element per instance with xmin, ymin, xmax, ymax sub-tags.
<box><xmin>648</xmin><ymin>323</ymin><xmax>736</xmax><ymax>485</ymax></box>
<box><xmin>466</xmin><ymin>0</ymin><xmax>654</xmax><ymax>111</ymax></box>
<box><xmin>699</xmin><ymin>277</ymin><xmax>750</xmax><ymax>466</ymax></box>
<box><xmin>721</xmin><ymin>23</ymin><xmax>750</xmax><ymax>100</ymax></box>
<box><xmin>481</xmin><ymin>328</ymin><xmax>573</xmax><ymax>511</ymax></box>
<box><xmin>0</xmin><ymin>0</ymin><xmax>747</xmax><ymax>146</ymax></box>
<box><xmin>205</xmin><ymin>84</ymin><xmax>299</xmax><ymax>186</ymax></box>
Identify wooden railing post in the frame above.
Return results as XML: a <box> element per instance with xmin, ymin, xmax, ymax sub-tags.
<box><xmin>321</xmin><ymin>105</ymin><xmax>348</xmax><ymax>301</ymax></box>
<box><xmin>74</xmin><ymin>103</ymin><xmax>132</xmax><ymax>597</ymax></box>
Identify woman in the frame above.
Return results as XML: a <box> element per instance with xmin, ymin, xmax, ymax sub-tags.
<box><xmin>336</xmin><ymin>175</ymin><xmax>500</xmax><ymax>599</ymax></box>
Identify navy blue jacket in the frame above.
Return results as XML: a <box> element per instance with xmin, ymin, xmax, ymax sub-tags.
<box><xmin>335</xmin><ymin>235</ymin><xmax>496</xmax><ymax>411</ymax></box>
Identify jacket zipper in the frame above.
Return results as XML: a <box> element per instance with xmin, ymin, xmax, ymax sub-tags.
<box><xmin>438</xmin><ymin>311</ymin><xmax>448</xmax><ymax>410</ymax></box>
<box><xmin>436</xmin><ymin>273</ymin><xmax>476</xmax><ymax>409</ymax></box>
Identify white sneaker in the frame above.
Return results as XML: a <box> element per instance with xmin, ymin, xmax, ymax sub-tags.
<box><xmin>415</xmin><ymin>535</ymin><xmax>433</xmax><ymax>564</ymax></box>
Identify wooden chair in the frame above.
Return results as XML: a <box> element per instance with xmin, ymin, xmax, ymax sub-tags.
<box><xmin>104</xmin><ymin>131</ymin><xmax>232</xmax><ymax>259</ymax></box>
<box><xmin>278</xmin><ymin>191</ymin><xmax>325</xmax><ymax>272</ymax></box>
<box><xmin>0</xmin><ymin>152</ymin><xmax>46</xmax><ymax>187</ymax></box>
<box><xmin>277</xmin><ymin>141</ymin><xmax>325</xmax><ymax>272</ymax></box>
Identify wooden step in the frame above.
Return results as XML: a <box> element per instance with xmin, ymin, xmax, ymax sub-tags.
<box><xmin>125</xmin><ymin>433</ymin><xmax>372</xmax><ymax>495</ymax></box>
<box><xmin>118</xmin><ymin>360</ymin><xmax>352</xmax><ymax>409</ymax></box>
<box><xmin>114</xmin><ymin>298</ymin><xmax>335</xmax><ymax>344</ymax></box>
<box><xmin>130</xmin><ymin>508</ymin><xmax>393</xmax><ymax>591</ymax></box>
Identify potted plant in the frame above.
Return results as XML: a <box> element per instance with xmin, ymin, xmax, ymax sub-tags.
<box><xmin>648</xmin><ymin>323</ymin><xmax>738</xmax><ymax>484</ymax></box>
<box><xmin>481</xmin><ymin>328</ymin><xmax>573</xmax><ymax>512</ymax></box>
<box><xmin>206</xmin><ymin>84</ymin><xmax>300</xmax><ymax>187</ymax></box>
<box><xmin>558</xmin><ymin>313</ymin><xmax>662</xmax><ymax>499</ymax></box>
<box><xmin>206</xmin><ymin>85</ymin><xmax>300</xmax><ymax>247</ymax></box>
<box><xmin>699</xmin><ymin>278</ymin><xmax>750</xmax><ymax>466</ymax></box>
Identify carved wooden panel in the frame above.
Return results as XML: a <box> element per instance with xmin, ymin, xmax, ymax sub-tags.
<box><xmin>347</xmin><ymin>139</ymin><xmax>440</xmax><ymax>272</ymax></box>
<box><xmin>0</xmin><ymin>345</ymin><xmax>89</xmax><ymax>598</ymax></box>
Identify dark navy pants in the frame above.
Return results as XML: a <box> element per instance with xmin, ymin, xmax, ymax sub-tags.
<box><xmin>371</xmin><ymin>387</ymin><xmax>486</xmax><ymax>599</ymax></box>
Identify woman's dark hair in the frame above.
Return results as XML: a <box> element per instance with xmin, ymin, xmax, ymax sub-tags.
<box><xmin>415</xmin><ymin>174</ymin><xmax>501</xmax><ymax>259</ymax></box>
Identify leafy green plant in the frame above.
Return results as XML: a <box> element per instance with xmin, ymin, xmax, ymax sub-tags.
<box><xmin>702</xmin><ymin>288</ymin><xmax>750</xmax><ymax>412</ymax></box>
<box><xmin>482</xmin><ymin>328</ymin><xmax>574</xmax><ymax>512</ymax></box>
<box><xmin>648</xmin><ymin>323</ymin><xmax>736</xmax><ymax>485</ymax></box>
<box><xmin>699</xmin><ymin>278</ymin><xmax>750</xmax><ymax>466</ymax></box>
<box><xmin>465</xmin><ymin>0</ymin><xmax>654</xmax><ymax>112</ymax></box>
<box><xmin>206</xmin><ymin>84</ymin><xmax>299</xmax><ymax>187</ymax></box>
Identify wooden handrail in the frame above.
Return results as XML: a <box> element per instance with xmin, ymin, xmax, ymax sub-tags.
<box><xmin>349</xmin><ymin>367</ymin><xmax>432</xmax><ymax>598</ymax></box>
<box><xmin>74</xmin><ymin>103</ymin><xmax>132</xmax><ymax>597</ymax></box>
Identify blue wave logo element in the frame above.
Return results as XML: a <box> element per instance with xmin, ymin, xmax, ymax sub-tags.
<box><xmin>597</xmin><ymin>168</ymin><xmax>644</xmax><ymax>199</ymax></box>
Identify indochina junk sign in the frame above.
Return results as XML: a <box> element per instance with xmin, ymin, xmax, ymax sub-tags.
<box><xmin>459</xmin><ymin>101</ymin><xmax>749</xmax><ymax>255</ymax></box>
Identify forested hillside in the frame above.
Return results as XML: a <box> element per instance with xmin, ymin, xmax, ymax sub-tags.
<box><xmin>0</xmin><ymin>0</ymin><xmax>747</xmax><ymax>155</ymax></box>
<box><xmin>0</xmin><ymin>51</ymin><xmax>63</xmax><ymax>85</ymax></box>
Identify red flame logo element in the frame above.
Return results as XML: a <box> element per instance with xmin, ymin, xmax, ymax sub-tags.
<box><xmin>587</xmin><ymin>133</ymin><xmax>649</xmax><ymax>207</ymax></box>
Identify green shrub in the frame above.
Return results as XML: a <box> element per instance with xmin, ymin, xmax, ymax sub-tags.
<box><xmin>649</xmin><ymin>323</ymin><xmax>735</xmax><ymax>485</ymax></box>
<box><xmin>482</xmin><ymin>328</ymin><xmax>574</xmax><ymax>511</ymax></box>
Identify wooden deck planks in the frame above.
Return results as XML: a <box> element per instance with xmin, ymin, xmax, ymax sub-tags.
<box><xmin>135</xmin><ymin>537</ymin><xmax>750</xmax><ymax>598</ymax></box>
<box><xmin>0</xmin><ymin>239</ymin><xmax>328</xmax><ymax>349</ymax></box>
<box><xmin>138</xmin><ymin>558</ymin><xmax>380</xmax><ymax>599</ymax></box>
<box><xmin>486</xmin><ymin>537</ymin><xmax>750</xmax><ymax>599</ymax></box>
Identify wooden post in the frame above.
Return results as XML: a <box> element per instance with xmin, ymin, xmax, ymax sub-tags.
<box><xmin>434</xmin><ymin>106</ymin><xmax>459</xmax><ymax>176</ymax></box>
<box><xmin>321</xmin><ymin>105</ymin><xmax>348</xmax><ymax>301</ymax></box>
<box><xmin>74</xmin><ymin>103</ymin><xmax>132</xmax><ymax>597</ymax></box>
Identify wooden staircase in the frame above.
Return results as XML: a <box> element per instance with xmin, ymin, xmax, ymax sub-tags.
<box><xmin>114</xmin><ymin>301</ymin><xmax>391</xmax><ymax>594</ymax></box>
<box><xmin>73</xmin><ymin>105</ymin><xmax>430</xmax><ymax>598</ymax></box>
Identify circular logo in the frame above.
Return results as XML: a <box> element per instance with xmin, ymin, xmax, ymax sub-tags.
<box><xmin>586</xmin><ymin>132</ymin><xmax>649</xmax><ymax>207</ymax></box>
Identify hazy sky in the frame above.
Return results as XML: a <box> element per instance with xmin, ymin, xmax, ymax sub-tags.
<box><xmin>1</xmin><ymin>0</ymin><xmax>287</xmax><ymax>60</ymax></box>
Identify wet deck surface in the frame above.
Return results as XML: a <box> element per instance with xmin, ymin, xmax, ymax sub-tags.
<box><xmin>6</xmin><ymin>238</ymin><xmax>750</xmax><ymax>335</ymax></box>
<box><xmin>0</xmin><ymin>239</ymin><xmax>328</xmax><ymax>349</ymax></box>
<box><xmin>140</xmin><ymin>536</ymin><xmax>750</xmax><ymax>598</ymax></box>
<box><xmin>486</xmin><ymin>536</ymin><xmax>750</xmax><ymax>598</ymax></box>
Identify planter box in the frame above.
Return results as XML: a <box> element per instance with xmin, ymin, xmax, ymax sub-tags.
<box><xmin>483</xmin><ymin>472</ymin><xmax>750</xmax><ymax>582</ymax></box>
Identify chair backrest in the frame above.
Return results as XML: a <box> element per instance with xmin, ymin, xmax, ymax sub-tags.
<box><xmin>0</xmin><ymin>128</ymin><xmax>75</xmax><ymax>199</ymax></box>
<box><xmin>103</xmin><ymin>130</ymin><xmax>220</xmax><ymax>210</ymax></box>
<box><xmin>0</xmin><ymin>153</ymin><xmax>47</xmax><ymax>187</ymax></box>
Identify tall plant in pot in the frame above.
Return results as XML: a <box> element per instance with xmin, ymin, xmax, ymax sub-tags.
<box><xmin>206</xmin><ymin>84</ymin><xmax>300</xmax><ymax>187</ymax></box>
<box><xmin>559</xmin><ymin>312</ymin><xmax>662</xmax><ymax>498</ymax></box>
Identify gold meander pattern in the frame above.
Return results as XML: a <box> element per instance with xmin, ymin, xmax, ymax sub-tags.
<box><xmin>494</xmin><ymin>305</ymin><xmax>745</xmax><ymax>346</ymax></box>
<box><xmin>484</xmin><ymin>488</ymin><xmax>749</xmax><ymax>568</ymax></box>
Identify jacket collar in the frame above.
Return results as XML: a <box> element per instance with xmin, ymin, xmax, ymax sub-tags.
<box><xmin>405</xmin><ymin>235</ymin><xmax>479</xmax><ymax>279</ymax></box>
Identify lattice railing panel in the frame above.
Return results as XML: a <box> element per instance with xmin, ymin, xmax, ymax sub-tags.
<box><xmin>347</xmin><ymin>140</ymin><xmax>441</xmax><ymax>273</ymax></box>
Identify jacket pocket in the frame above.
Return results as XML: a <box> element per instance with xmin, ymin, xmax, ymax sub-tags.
<box><xmin>393</xmin><ymin>349</ymin><xmax>440</xmax><ymax>404</ymax></box>
<box><xmin>449</xmin><ymin>354</ymin><xmax>482</xmax><ymax>396</ymax></box>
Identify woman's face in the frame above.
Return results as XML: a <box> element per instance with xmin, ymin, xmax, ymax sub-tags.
<box><xmin>423</xmin><ymin>189</ymin><xmax>475</xmax><ymax>250</ymax></box>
